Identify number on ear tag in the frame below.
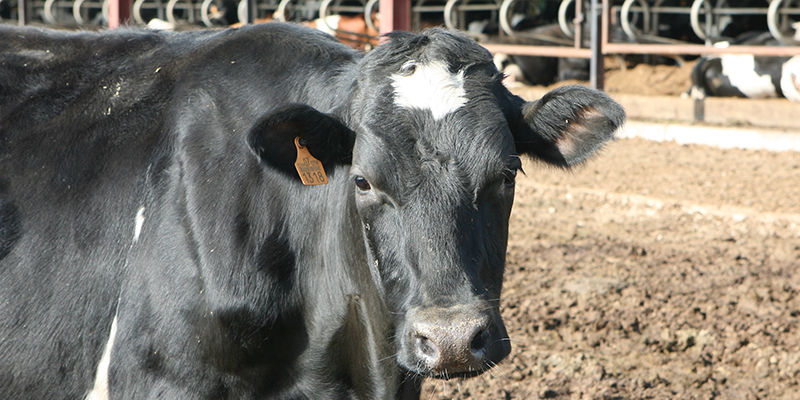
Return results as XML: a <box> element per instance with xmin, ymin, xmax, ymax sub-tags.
<box><xmin>294</xmin><ymin>137</ymin><xmax>329</xmax><ymax>185</ymax></box>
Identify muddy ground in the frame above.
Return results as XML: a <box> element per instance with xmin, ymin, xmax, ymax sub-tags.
<box><xmin>419</xmin><ymin>116</ymin><xmax>800</xmax><ymax>397</ymax></box>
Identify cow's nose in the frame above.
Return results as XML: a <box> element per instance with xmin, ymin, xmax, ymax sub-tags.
<box><xmin>409</xmin><ymin>311</ymin><xmax>492</xmax><ymax>376</ymax></box>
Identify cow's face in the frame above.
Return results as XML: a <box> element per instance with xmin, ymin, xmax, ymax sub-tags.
<box><xmin>349</xmin><ymin>56</ymin><xmax>518</xmax><ymax>379</ymax></box>
<box><xmin>247</xmin><ymin>29</ymin><xmax>624</xmax><ymax>380</ymax></box>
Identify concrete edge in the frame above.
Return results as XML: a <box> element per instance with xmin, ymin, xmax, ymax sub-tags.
<box><xmin>619</xmin><ymin>121</ymin><xmax>800</xmax><ymax>153</ymax></box>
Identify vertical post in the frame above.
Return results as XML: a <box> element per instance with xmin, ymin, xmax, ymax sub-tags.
<box><xmin>601</xmin><ymin>0</ymin><xmax>609</xmax><ymax>47</ymax></box>
<box><xmin>108</xmin><ymin>0</ymin><xmax>133</xmax><ymax>28</ymax></box>
<box><xmin>693</xmin><ymin>98</ymin><xmax>705</xmax><ymax>122</ymax></box>
<box><xmin>18</xmin><ymin>0</ymin><xmax>30</xmax><ymax>25</ymax></box>
<box><xmin>573</xmin><ymin>0</ymin><xmax>582</xmax><ymax>49</ymax></box>
<box><xmin>247</xmin><ymin>0</ymin><xmax>258</xmax><ymax>23</ymax></box>
<box><xmin>590</xmin><ymin>0</ymin><xmax>604</xmax><ymax>90</ymax></box>
<box><xmin>379</xmin><ymin>0</ymin><xmax>411</xmax><ymax>34</ymax></box>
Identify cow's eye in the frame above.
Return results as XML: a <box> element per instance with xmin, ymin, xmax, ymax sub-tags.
<box><xmin>504</xmin><ymin>156</ymin><xmax>523</xmax><ymax>186</ymax></box>
<box><xmin>399</xmin><ymin>62</ymin><xmax>416</xmax><ymax>76</ymax></box>
<box><xmin>354</xmin><ymin>176</ymin><xmax>372</xmax><ymax>191</ymax></box>
<box><xmin>502</xmin><ymin>168</ymin><xmax>517</xmax><ymax>186</ymax></box>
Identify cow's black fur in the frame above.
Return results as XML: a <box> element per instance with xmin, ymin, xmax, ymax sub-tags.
<box><xmin>0</xmin><ymin>23</ymin><xmax>624</xmax><ymax>399</ymax></box>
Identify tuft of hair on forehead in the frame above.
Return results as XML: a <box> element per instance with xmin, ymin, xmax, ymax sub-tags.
<box><xmin>378</xmin><ymin>28</ymin><xmax>494</xmax><ymax>71</ymax></box>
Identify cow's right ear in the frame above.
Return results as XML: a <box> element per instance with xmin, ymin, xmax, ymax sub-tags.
<box><xmin>248</xmin><ymin>104</ymin><xmax>355</xmax><ymax>179</ymax></box>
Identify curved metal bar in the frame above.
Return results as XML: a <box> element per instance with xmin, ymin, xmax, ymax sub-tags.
<box><xmin>443</xmin><ymin>0</ymin><xmax>460</xmax><ymax>30</ymax></box>
<box><xmin>558</xmin><ymin>0</ymin><xmax>574</xmax><ymax>39</ymax></box>
<box><xmin>498</xmin><ymin>0</ymin><xmax>516</xmax><ymax>36</ymax></box>
<box><xmin>102</xmin><ymin>0</ymin><xmax>110</xmax><ymax>25</ymax></box>
<box><xmin>364</xmin><ymin>0</ymin><xmax>379</xmax><ymax>33</ymax></box>
<box><xmin>767</xmin><ymin>0</ymin><xmax>782</xmax><ymax>42</ymax></box>
<box><xmin>275</xmin><ymin>0</ymin><xmax>292</xmax><ymax>21</ymax></box>
<box><xmin>134</xmin><ymin>0</ymin><xmax>165</xmax><ymax>24</ymax></box>
<box><xmin>74</xmin><ymin>0</ymin><xmax>87</xmax><ymax>24</ymax></box>
<box><xmin>445</xmin><ymin>0</ymin><xmax>504</xmax><ymax>32</ymax></box>
<box><xmin>237</xmin><ymin>0</ymin><xmax>247</xmax><ymax>23</ymax></box>
<box><xmin>167</xmin><ymin>0</ymin><xmax>195</xmax><ymax>24</ymax></box>
<box><xmin>133</xmin><ymin>0</ymin><xmax>147</xmax><ymax>23</ymax></box>
<box><xmin>318</xmin><ymin>0</ymin><xmax>377</xmax><ymax>45</ymax></box>
<box><xmin>690</xmin><ymin>0</ymin><xmax>711</xmax><ymax>41</ymax></box>
<box><xmin>319</xmin><ymin>0</ymin><xmax>333</xmax><ymax>21</ymax></box>
<box><xmin>620</xmin><ymin>0</ymin><xmax>638</xmax><ymax>40</ymax></box>
<box><xmin>167</xmin><ymin>0</ymin><xmax>180</xmax><ymax>23</ymax></box>
<box><xmin>620</xmin><ymin>0</ymin><xmax>650</xmax><ymax>41</ymax></box>
<box><xmin>43</xmin><ymin>0</ymin><xmax>57</xmax><ymax>24</ymax></box>
<box><xmin>767</xmin><ymin>0</ymin><xmax>798</xmax><ymax>44</ymax></box>
<box><xmin>201</xmin><ymin>0</ymin><xmax>214</xmax><ymax>26</ymax></box>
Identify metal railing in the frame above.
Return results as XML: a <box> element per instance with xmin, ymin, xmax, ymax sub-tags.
<box><xmin>3</xmin><ymin>0</ymin><xmax>798</xmax><ymax>90</ymax></box>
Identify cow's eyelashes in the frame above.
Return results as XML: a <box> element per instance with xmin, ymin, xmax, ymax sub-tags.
<box><xmin>399</xmin><ymin>62</ymin><xmax>416</xmax><ymax>76</ymax></box>
<box><xmin>503</xmin><ymin>156</ymin><xmax>523</xmax><ymax>186</ymax></box>
<box><xmin>502</xmin><ymin>168</ymin><xmax>517</xmax><ymax>185</ymax></box>
<box><xmin>354</xmin><ymin>176</ymin><xmax>372</xmax><ymax>191</ymax></box>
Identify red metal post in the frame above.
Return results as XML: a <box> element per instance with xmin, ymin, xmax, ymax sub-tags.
<box><xmin>108</xmin><ymin>0</ymin><xmax>133</xmax><ymax>28</ymax></box>
<box><xmin>379</xmin><ymin>0</ymin><xmax>411</xmax><ymax>34</ymax></box>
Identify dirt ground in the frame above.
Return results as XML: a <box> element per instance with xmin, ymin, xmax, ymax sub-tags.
<box><xmin>604</xmin><ymin>59</ymin><xmax>696</xmax><ymax>97</ymax></box>
<box><xmin>420</xmin><ymin>60</ymin><xmax>800</xmax><ymax>399</ymax></box>
<box><xmin>530</xmin><ymin>58</ymin><xmax>697</xmax><ymax>97</ymax></box>
<box><xmin>420</xmin><ymin>137</ymin><xmax>800</xmax><ymax>400</ymax></box>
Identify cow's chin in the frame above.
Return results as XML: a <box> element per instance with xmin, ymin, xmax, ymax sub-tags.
<box><xmin>402</xmin><ymin>366</ymin><xmax>487</xmax><ymax>381</ymax></box>
<box><xmin>398</xmin><ymin>345</ymin><xmax>509</xmax><ymax>380</ymax></box>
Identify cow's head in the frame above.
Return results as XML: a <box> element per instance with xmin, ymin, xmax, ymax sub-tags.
<box><xmin>248</xmin><ymin>29</ymin><xmax>624</xmax><ymax>379</ymax></box>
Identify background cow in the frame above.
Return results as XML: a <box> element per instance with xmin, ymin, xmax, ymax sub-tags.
<box><xmin>0</xmin><ymin>24</ymin><xmax>624</xmax><ymax>399</ymax></box>
<box><xmin>690</xmin><ymin>31</ymin><xmax>800</xmax><ymax>102</ymax></box>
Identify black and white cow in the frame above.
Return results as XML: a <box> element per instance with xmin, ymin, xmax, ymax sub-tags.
<box><xmin>0</xmin><ymin>23</ymin><xmax>624</xmax><ymax>399</ymax></box>
<box><xmin>690</xmin><ymin>32</ymin><xmax>800</xmax><ymax>102</ymax></box>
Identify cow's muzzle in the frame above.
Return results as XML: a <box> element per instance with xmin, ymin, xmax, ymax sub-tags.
<box><xmin>402</xmin><ymin>304</ymin><xmax>510</xmax><ymax>378</ymax></box>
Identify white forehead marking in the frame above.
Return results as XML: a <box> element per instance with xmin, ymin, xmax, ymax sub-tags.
<box><xmin>391</xmin><ymin>60</ymin><xmax>467</xmax><ymax>120</ymax></box>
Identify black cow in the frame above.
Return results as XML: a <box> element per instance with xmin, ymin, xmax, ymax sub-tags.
<box><xmin>690</xmin><ymin>32</ymin><xmax>800</xmax><ymax>102</ymax></box>
<box><xmin>0</xmin><ymin>23</ymin><xmax>624</xmax><ymax>399</ymax></box>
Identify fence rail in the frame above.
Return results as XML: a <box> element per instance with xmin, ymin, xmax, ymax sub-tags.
<box><xmin>2</xmin><ymin>0</ymin><xmax>799</xmax><ymax>89</ymax></box>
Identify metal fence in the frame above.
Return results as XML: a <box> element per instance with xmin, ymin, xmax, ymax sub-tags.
<box><xmin>2</xmin><ymin>0</ymin><xmax>799</xmax><ymax>89</ymax></box>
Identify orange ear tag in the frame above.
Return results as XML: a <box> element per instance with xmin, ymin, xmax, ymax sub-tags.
<box><xmin>294</xmin><ymin>137</ymin><xmax>329</xmax><ymax>185</ymax></box>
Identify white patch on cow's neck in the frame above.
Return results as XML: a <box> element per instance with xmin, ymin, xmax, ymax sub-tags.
<box><xmin>391</xmin><ymin>60</ymin><xmax>467</xmax><ymax>120</ymax></box>
<box><xmin>720</xmin><ymin>54</ymin><xmax>777</xmax><ymax>98</ymax></box>
<box><xmin>85</xmin><ymin>314</ymin><xmax>118</xmax><ymax>400</ymax></box>
<box><xmin>781</xmin><ymin>56</ymin><xmax>800</xmax><ymax>103</ymax></box>
<box><xmin>133</xmin><ymin>206</ymin><xmax>145</xmax><ymax>243</ymax></box>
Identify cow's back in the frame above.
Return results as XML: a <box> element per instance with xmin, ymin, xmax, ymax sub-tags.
<box><xmin>0</xmin><ymin>26</ymin><xmax>176</xmax><ymax>399</ymax></box>
<box><xmin>0</xmin><ymin>24</ymin><xmax>360</xmax><ymax>399</ymax></box>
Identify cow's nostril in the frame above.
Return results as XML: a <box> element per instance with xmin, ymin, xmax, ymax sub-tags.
<box><xmin>470</xmin><ymin>329</ymin><xmax>490</xmax><ymax>354</ymax></box>
<box><xmin>415</xmin><ymin>334</ymin><xmax>438</xmax><ymax>359</ymax></box>
<box><xmin>405</xmin><ymin>306</ymin><xmax>510</xmax><ymax>377</ymax></box>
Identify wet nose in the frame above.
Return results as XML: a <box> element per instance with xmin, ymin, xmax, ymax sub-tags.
<box><xmin>409</xmin><ymin>308</ymin><xmax>493</xmax><ymax>376</ymax></box>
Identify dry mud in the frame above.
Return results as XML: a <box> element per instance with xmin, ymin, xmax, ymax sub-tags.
<box><xmin>421</xmin><ymin>138</ymin><xmax>800</xmax><ymax>399</ymax></box>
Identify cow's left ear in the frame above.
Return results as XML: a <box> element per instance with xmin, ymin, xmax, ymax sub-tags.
<box><xmin>510</xmin><ymin>85</ymin><xmax>625</xmax><ymax>167</ymax></box>
<box><xmin>248</xmin><ymin>104</ymin><xmax>355</xmax><ymax>179</ymax></box>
